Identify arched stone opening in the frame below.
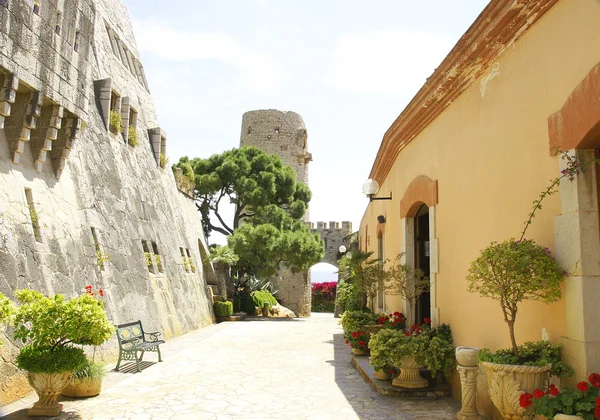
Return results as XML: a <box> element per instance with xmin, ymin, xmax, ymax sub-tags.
<box><xmin>399</xmin><ymin>175</ymin><xmax>440</xmax><ymax>327</ymax></box>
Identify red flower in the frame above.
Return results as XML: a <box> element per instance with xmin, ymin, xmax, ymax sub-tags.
<box><xmin>405</xmin><ymin>331</ymin><xmax>410</xmax><ymax>336</ymax></box>
<box><xmin>345</xmin><ymin>339</ymin><xmax>349</xmax><ymax>344</ymax></box>
<box><xmin>596</xmin><ymin>397</ymin><xmax>600</xmax><ymax>406</ymax></box>
<box><xmin>578</xmin><ymin>381</ymin><xmax>589</xmax><ymax>392</ymax></box>
<box><xmin>393</xmin><ymin>311</ymin><xmax>400</xmax><ymax>316</ymax></box>
<box><xmin>519</xmin><ymin>393</ymin><xmax>533</xmax><ymax>409</ymax></box>
<box><xmin>99</xmin><ymin>289</ymin><xmax>104</xmax><ymax>297</ymax></box>
<box><xmin>423</xmin><ymin>318</ymin><xmax>431</xmax><ymax>324</ymax></box>
<box><xmin>85</xmin><ymin>285</ymin><xmax>92</xmax><ymax>290</ymax></box>
<box><xmin>549</xmin><ymin>384</ymin><xmax>560</xmax><ymax>397</ymax></box>
<box><xmin>595</xmin><ymin>405</ymin><xmax>600</xmax><ymax>420</ymax></box>
<box><xmin>358</xmin><ymin>341</ymin><xmax>366</xmax><ymax>347</ymax></box>
<box><xmin>387</xmin><ymin>369</ymin><xmax>394</xmax><ymax>375</ymax></box>
<box><xmin>533</xmin><ymin>389</ymin><xmax>546</xmax><ymax>399</ymax></box>
<box><xmin>416</xmin><ymin>328</ymin><xmax>423</xmax><ymax>334</ymax></box>
<box><xmin>590</xmin><ymin>373</ymin><xmax>600</xmax><ymax>389</ymax></box>
<box><xmin>350</xmin><ymin>343</ymin><xmax>353</xmax><ymax>347</ymax></box>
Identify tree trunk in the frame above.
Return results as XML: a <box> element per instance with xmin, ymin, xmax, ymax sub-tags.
<box><xmin>507</xmin><ymin>320</ymin><xmax>519</xmax><ymax>358</ymax></box>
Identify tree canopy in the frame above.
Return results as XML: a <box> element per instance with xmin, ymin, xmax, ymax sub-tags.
<box><xmin>176</xmin><ymin>146</ymin><xmax>323</xmax><ymax>278</ymax></box>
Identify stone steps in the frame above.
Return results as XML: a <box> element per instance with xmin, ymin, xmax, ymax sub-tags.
<box><xmin>351</xmin><ymin>353</ymin><xmax>452</xmax><ymax>399</ymax></box>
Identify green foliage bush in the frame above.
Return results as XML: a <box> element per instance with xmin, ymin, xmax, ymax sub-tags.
<box><xmin>368</xmin><ymin>329</ymin><xmax>397</xmax><ymax>372</ymax></box>
<box><xmin>14</xmin><ymin>290</ymin><xmax>115</xmax><ymax>348</ymax></box>
<box><xmin>16</xmin><ymin>345</ymin><xmax>86</xmax><ymax>373</ymax></box>
<box><xmin>72</xmin><ymin>357</ymin><xmax>106</xmax><ymax>380</ymax></box>
<box><xmin>109</xmin><ymin>110</ymin><xmax>123</xmax><ymax>133</ymax></box>
<box><xmin>340</xmin><ymin>310</ymin><xmax>377</xmax><ymax>337</ymax></box>
<box><xmin>127</xmin><ymin>125</ymin><xmax>139</xmax><ymax>147</ymax></box>
<box><xmin>478</xmin><ymin>340</ymin><xmax>573</xmax><ymax>378</ymax></box>
<box><xmin>213</xmin><ymin>301</ymin><xmax>233</xmax><ymax>317</ymax></box>
<box><xmin>376</xmin><ymin>324</ymin><xmax>454</xmax><ymax>378</ymax></box>
<box><xmin>240</xmin><ymin>296</ymin><xmax>256</xmax><ymax>315</ymax></box>
<box><xmin>251</xmin><ymin>290</ymin><xmax>277</xmax><ymax>309</ymax></box>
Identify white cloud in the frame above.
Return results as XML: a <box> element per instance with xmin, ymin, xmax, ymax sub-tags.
<box><xmin>131</xmin><ymin>18</ymin><xmax>282</xmax><ymax>92</ymax></box>
<box><xmin>329</xmin><ymin>30</ymin><xmax>454</xmax><ymax>95</ymax></box>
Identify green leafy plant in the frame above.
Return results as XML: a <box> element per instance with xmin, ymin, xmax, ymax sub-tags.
<box><xmin>145</xmin><ymin>252</ymin><xmax>153</xmax><ymax>268</ymax></box>
<box><xmin>109</xmin><ymin>110</ymin><xmax>123</xmax><ymax>133</ymax></box>
<box><xmin>127</xmin><ymin>125</ymin><xmax>139</xmax><ymax>147</ymax></box>
<box><xmin>213</xmin><ymin>301</ymin><xmax>233</xmax><ymax>317</ymax></box>
<box><xmin>12</xmin><ymin>289</ymin><xmax>114</xmax><ymax>373</ymax></box>
<box><xmin>71</xmin><ymin>357</ymin><xmax>106</xmax><ymax>380</ymax></box>
<box><xmin>382</xmin><ymin>323</ymin><xmax>454</xmax><ymax>378</ymax></box>
<box><xmin>251</xmin><ymin>290</ymin><xmax>277</xmax><ymax>309</ymax></box>
<box><xmin>160</xmin><ymin>153</ymin><xmax>168</xmax><ymax>169</ymax></box>
<box><xmin>207</xmin><ymin>245</ymin><xmax>239</xmax><ymax>266</ymax></box>
<box><xmin>0</xmin><ymin>293</ymin><xmax>15</xmax><ymax>345</ymax></box>
<box><xmin>187</xmin><ymin>257</ymin><xmax>196</xmax><ymax>273</ymax></box>
<box><xmin>340</xmin><ymin>310</ymin><xmax>377</xmax><ymax>337</ymax></box>
<box><xmin>337</xmin><ymin>250</ymin><xmax>380</xmax><ymax>311</ymax></box>
<box><xmin>181</xmin><ymin>255</ymin><xmax>189</xmax><ymax>272</ymax></box>
<box><xmin>96</xmin><ymin>250</ymin><xmax>110</xmax><ymax>269</ymax></box>
<box><xmin>530</xmin><ymin>374</ymin><xmax>600</xmax><ymax>419</ymax></box>
<box><xmin>467</xmin><ymin>239</ymin><xmax>564</xmax><ymax>357</ymax></box>
<box><xmin>347</xmin><ymin>330</ymin><xmax>369</xmax><ymax>351</ymax></box>
<box><xmin>29</xmin><ymin>207</ymin><xmax>39</xmax><ymax>228</ymax></box>
<box><xmin>478</xmin><ymin>341</ymin><xmax>573</xmax><ymax>378</ymax></box>
<box><xmin>368</xmin><ymin>329</ymin><xmax>398</xmax><ymax>374</ymax></box>
<box><xmin>240</xmin><ymin>295</ymin><xmax>256</xmax><ymax>315</ymax></box>
<box><xmin>16</xmin><ymin>345</ymin><xmax>86</xmax><ymax>373</ymax></box>
<box><xmin>154</xmin><ymin>254</ymin><xmax>163</xmax><ymax>272</ymax></box>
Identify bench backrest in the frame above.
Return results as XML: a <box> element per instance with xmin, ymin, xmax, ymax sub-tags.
<box><xmin>116</xmin><ymin>320</ymin><xmax>144</xmax><ymax>345</ymax></box>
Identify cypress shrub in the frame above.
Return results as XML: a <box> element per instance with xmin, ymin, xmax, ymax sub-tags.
<box><xmin>251</xmin><ymin>290</ymin><xmax>277</xmax><ymax>309</ymax></box>
<box><xmin>240</xmin><ymin>296</ymin><xmax>256</xmax><ymax>315</ymax></box>
<box><xmin>213</xmin><ymin>301</ymin><xmax>233</xmax><ymax>317</ymax></box>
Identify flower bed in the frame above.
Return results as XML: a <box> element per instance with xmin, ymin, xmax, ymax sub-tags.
<box><xmin>311</xmin><ymin>281</ymin><xmax>336</xmax><ymax>312</ymax></box>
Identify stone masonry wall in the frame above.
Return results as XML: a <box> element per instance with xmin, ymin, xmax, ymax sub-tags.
<box><xmin>309</xmin><ymin>221</ymin><xmax>353</xmax><ymax>266</ymax></box>
<box><xmin>0</xmin><ymin>0</ymin><xmax>214</xmax><ymax>405</ymax></box>
<box><xmin>240</xmin><ymin>110</ymin><xmax>313</xmax><ymax>316</ymax></box>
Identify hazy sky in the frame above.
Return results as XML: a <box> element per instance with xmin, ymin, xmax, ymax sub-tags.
<box><xmin>123</xmin><ymin>0</ymin><xmax>490</xmax><ymax>279</ymax></box>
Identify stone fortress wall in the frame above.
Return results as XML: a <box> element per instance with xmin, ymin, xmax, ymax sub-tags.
<box><xmin>240</xmin><ymin>110</ymin><xmax>352</xmax><ymax>315</ymax></box>
<box><xmin>0</xmin><ymin>0</ymin><xmax>216</xmax><ymax>405</ymax></box>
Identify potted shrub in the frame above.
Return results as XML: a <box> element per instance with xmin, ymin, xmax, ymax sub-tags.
<box><xmin>214</xmin><ymin>300</ymin><xmax>233</xmax><ymax>317</ymax></box>
<box><xmin>368</xmin><ymin>329</ymin><xmax>397</xmax><ymax>381</ymax></box>
<box><xmin>529</xmin><ymin>373</ymin><xmax>600</xmax><ymax>419</ymax></box>
<box><xmin>466</xmin><ymin>148</ymin><xmax>582</xmax><ymax>419</ymax></box>
<box><xmin>385</xmin><ymin>322</ymin><xmax>454</xmax><ymax>389</ymax></box>
<box><xmin>346</xmin><ymin>330</ymin><xmax>369</xmax><ymax>356</ymax></box>
<box><xmin>12</xmin><ymin>288</ymin><xmax>114</xmax><ymax>416</ymax></box>
<box><xmin>339</xmin><ymin>310</ymin><xmax>377</xmax><ymax>338</ymax></box>
<box><xmin>61</xmin><ymin>357</ymin><xmax>106</xmax><ymax>398</ymax></box>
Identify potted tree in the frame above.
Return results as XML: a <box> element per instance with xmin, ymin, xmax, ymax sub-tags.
<box><xmin>384</xmin><ymin>253</ymin><xmax>429</xmax><ymax>329</ymax></box>
<box><xmin>466</xmin><ymin>148</ymin><xmax>583</xmax><ymax>419</ymax></box>
<box><xmin>12</xmin><ymin>288</ymin><xmax>114</xmax><ymax>416</ymax></box>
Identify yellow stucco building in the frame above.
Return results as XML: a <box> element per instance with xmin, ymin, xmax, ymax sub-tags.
<box><xmin>359</xmin><ymin>0</ymin><xmax>600</xmax><ymax>406</ymax></box>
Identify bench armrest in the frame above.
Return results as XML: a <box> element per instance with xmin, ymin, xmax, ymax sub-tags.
<box><xmin>144</xmin><ymin>331</ymin><xmax>161</xmax><ymax>342</ymax></box>
<box><xmin>120</xmin><ymin>337</ymin><xmax>141</xmax><ymax>350</ymax></box>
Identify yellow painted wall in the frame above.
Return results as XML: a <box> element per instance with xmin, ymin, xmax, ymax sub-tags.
<box><xmin>360</xmin><ymin>0</ymin><xmax>600</xmax><ymax>356</ymax></box>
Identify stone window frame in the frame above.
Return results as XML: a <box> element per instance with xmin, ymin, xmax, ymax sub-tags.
<box><xmin>142</xmin><ymin>240</ymin><xmax>156</xmax><ymax>274</ymax></box>
<box><xmin>55</xmin><ymin>11</ymin><xmax>63</xmax><ymax>36</ymax></box>
<box><xmin>24</xmin><ymin>188</ymin><xmax>42</xmax><ymax>243</ymax></box>
<box><xmin>103</xmin><ymin>21</ymin><xmax>150</xmax><ymax>91</ymax></box>
<box><xmin>33</xmin><ymin>1</ymin><xmax>40</xmax><ymax>15</ymax></box>
<box><xmin>152</xmin><ymin>242</ymin><xmax>164</xmax><ymax>273</ymax></box>
<box><xmin>73</xmin><ymin>29</ymin><xmax>80</xmax><ymax>52</ymax></box>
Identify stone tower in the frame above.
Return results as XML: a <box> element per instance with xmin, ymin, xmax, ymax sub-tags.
<box><xmin>240</xmin><ymin>110</ymin><xmax>313</xmax><ymax>316</ymax></box>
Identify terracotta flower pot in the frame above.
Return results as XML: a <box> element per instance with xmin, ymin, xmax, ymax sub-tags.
<box><xmin>62</xmin><ymin>376</ymin><xmax>103</xmax><ymax>398</ymax></box>
<box><xmin>27</xmin><ymin>371</ymin><xmax>73</xmax><ymax>417</ymax></box>
<box><xmin>392</xmin><ymin>355</ymin><xmax>429</xmax><ymax>388</ymax></box>
<box><xmin>352</xmin><ymin>347</ymin><xmax>368</xmax><ymax>356</ymax></box>
<box><xmin>482</xmin><ymin>361</ymin><xmax>551</xmax><ymax>420</ymax></box>
<box><xmin>373</xmin><ymin>368</ymin><xmax>391</xmax><ymax>380</ymax></box>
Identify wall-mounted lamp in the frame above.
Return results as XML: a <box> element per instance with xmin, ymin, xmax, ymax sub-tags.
<box><xmin>362</xmin><ymin>179</ymin><xmax>392</xmax><ymax>202</ymax></box>
<box><xmin>377</xmin><ymin>215</ymin><xmax>386</xmax><ymax>224</ymax></box>
<box><xmin>338</xmin><ymin>245</ymin><xmax>347</xmax><ymax>253</ymax></box>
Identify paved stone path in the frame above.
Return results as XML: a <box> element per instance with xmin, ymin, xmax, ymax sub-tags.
<box><xmin>1</xmin><ymin>313</ymin><xmax>460</xmax><ymax>419</ymax></box>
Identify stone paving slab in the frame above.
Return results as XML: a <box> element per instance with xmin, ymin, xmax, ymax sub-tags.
<box><xmin>1</xmin><ymin>313</ymin><xmax>460</xmax><ymax>419</ymax></box>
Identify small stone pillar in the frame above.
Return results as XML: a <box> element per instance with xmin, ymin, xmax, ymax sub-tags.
<box><xmin>456</xmin><ymin>346</ymin><xmax>482</xmax><ymax>420</ymax></box>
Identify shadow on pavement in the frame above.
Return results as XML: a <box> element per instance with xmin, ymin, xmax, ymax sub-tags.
<box><xmin>113</xmin><ymin>360</ymin><xmax>157</xmax><ymax>373</ymax></box>
<box><xmin>1</xmin><ymin>408</ymin><xmax>85</xmax><ymax>420</ymax></box>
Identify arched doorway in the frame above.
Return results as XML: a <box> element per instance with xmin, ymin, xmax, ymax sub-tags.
<box><xmin>414</xmin><ymin>205</ymin><xmax>430</xmax><ymax>324</ymax></box>
<box><xmin>310</xmin><ymin>262</ymin><xmax>338</xmax><ymax>313</ymax></box>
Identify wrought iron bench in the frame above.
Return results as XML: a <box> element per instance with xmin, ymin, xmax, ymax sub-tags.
<box><xmin>115</xmin><ymin>320</ymin><xmax>165</xmax><ymax>372</ymax></box>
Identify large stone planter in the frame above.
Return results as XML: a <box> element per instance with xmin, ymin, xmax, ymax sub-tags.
<box><xmin>62</xmin><ymin>376</ymin><xmax>102</xmax><ymax>398</ymax></box>
<box><xmin>482</xmin><ymin>361</ymin><xmax>551</xmax><ymax>420</ymax></box>
<box><xmin>553</xmin><ymin>415</ymin><xmax>580</xmax><ymax>420</ymax></box>
<box><xmin>362</xmin><ymin>324</ymin><xmax>383</xmax><ymax>338</ymax></box>
<box><xmin>392</xmin><ymin>355</ymin><xmax>429</xmax><ymax>388</ymax></box>
<box><xmin>27</xmin><ymin>371</ymin><xmax>74</xmax><ymax>416</ymax></box>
